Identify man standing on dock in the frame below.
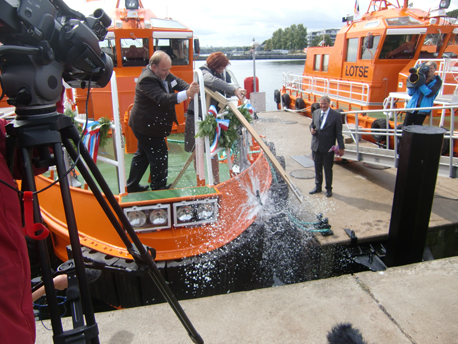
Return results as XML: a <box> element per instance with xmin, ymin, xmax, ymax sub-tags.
<box><xmin>309</xmin><ymin>95</ymin><xmax>345</xmax><ymax>198</ymax></box>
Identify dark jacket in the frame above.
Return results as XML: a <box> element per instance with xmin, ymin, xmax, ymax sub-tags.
<box><xmin>129</xmin><ymin>66</ymin><xmax>189</xmax><ymax>137</ymax></box>
<box><xmin>310</xmin><ymin>108</ymin><xmax>345</xmax><ymax>153</ymax></box>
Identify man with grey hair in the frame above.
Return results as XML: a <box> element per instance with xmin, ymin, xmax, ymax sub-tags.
<box><xmin>127</xmin><ymin>50</ymin><xmax>199</xmax><ymax>192</ymax></box>
<box><xmin>309</xmin><ymin>95</ymin><xmax>345</xmax><ymax>198</ymax></box>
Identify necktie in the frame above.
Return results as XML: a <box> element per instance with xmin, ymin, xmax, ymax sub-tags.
<box><xmin>320</xmin><ymin>111</ymin><xmax>325</xmax><ymax>127</ymax></box>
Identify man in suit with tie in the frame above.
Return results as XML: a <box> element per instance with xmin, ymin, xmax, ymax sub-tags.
<box><xmin>127</xmin><ymin>50</ymin><xmax>199</xmax><ymax>192</ymax></box>
<box><xmin>309</xmin><ymin>95</ymin><xmax>345</xmax><ymax>198</ymax></box>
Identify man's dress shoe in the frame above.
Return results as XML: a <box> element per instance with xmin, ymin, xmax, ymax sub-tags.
<box><xmin>309</xmin><ymin>188</ymin><xmax>322</xmax><ymax>195</ymax></box>
<box><xmin>127</xmin><ymin>184</ymin><xmax>149</xmax><ymax>193</ymax></box>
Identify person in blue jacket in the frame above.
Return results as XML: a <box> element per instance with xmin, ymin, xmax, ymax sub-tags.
<box><xmin>404</xmin><ymin>61</ymin><xmax>442</xmax><ymax>126</ymax></box>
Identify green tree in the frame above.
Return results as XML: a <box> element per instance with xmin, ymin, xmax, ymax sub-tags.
<box><xmin>311</xmin><ymin>34</ymin><xmax>333</xmax><ymax>47</ymax></box>
<box><xmin>447</xmin><ymin>9</ymin><xmax>458</xmax><ymax>18</ymax></box>
<box><xmin>294</xmin><ymin>24</ymin><xmax>307</xmax><ymax>50</ymax></box>
<box><xmin>264</xmin><ymin>39</ymin><xmax>273</xmax><ymax>51</ymax></box>
<box><xmin>272</xmin><ymin>28</ymin><xmax>284</xmax><ymax>49</ymax></box>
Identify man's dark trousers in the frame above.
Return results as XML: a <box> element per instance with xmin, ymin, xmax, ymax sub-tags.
<box><xmin>312</xmin><ymin>150</ymin><xmax>335</xmax><ymax>192</ymax></box>
<box><xmin>127</xmin><ymin>129</ymin><xmax>168</xmax><ymax>190</ymax></box>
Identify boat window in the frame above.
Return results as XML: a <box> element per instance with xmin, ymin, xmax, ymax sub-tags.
<box><xmin>385</xmin><ymin>16</ymin><xmax>422</xmax><ymax>26</ymax></box>
<box><xmin>120</xmin><ymin>38</ymin><xmax>149</xmax><ymax>67</ymax></box>
<box><xmin>99</xmin><ymin>38</ymin><xmax>118</xmax><ymax>67</ymax></box>
<box><xmin>364</xmin><ymin>21</ymin><xmax>380</xmax><ymax>29</ymax></box>
<box><xmin>346</xmin><ymin>38</ymin><xmax>359</xmax><ymax>62</ymax></box>
<box><xmin>154</xmin><ymin>38</ymin><xmax>189</xmax><ymax>66</ymax></box>
<box><xmin>314</xmin><ymin>54</ymin><xmax>321</xmax><ymax>71</ymax></box>
<box><xmin>150</xmin><ymin>18</ymin><xmax>187</xmax><ymax>29</ymax></box>
<box><xmin>379</xmin><ymin>34</ymin><xmax>420</xmax><ymax>59</ymax></box>
<box><xmin>361</xmin><ymin>35</ymin><xmax>380</xmax><ymax>60</ymax></box>
<box><xmin>419</xmin><ymin>33</ymin><xmax>447</xmax><ymax>58</ymax></box>
<box><xmin>322</xmin><ymin>54</ymin><xmax>329</xmax><ymax>72</ymax></box>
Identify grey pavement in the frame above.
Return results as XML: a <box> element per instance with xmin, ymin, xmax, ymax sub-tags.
<box><xmin>35</xmin><ymin>110</ymin><xmax>458</xmax><ymax>343</ymax></box>
<box><xmin>35</xmin><ymin>257</ymin><xmax>458</xmax><ymax>343</ymax></box>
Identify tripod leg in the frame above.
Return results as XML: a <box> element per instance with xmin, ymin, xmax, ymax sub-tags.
<box><xmin>20</xmin><ymin>147</ymin><xmax>64</xmax><ymax>338</ymax></box>
<box><xmin>51</xmin><ymin>141</ymin><xmax>100</xmax><ymax>344</ymax></box>
<box><xmin>60</xmin><ymin>121</ymin><xmax>204</xmax><ymax>344</ymax></box>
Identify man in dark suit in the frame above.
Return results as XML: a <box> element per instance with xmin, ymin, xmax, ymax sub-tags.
<box><xmin>127</xmin><ymin>50</ymin><xmax>199</xmax><ymax>192</ymax></box>
<box><xmin>309</xmin><ymin>95</ymin><xmax>345</xmax><ymax>198</ymax></box>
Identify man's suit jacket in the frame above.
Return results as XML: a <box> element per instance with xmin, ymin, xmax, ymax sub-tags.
<box><xmin>129</xmin><ymin>66</ymin><xmax>189</xmax><ymax>138</ymax></box>
<box><xmin>310</xmin><ymin>108</ymin><xmax>345</xmax><ymax>153</ymax></box>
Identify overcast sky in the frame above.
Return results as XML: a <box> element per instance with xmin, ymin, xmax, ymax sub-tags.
<box><xmin>72</xmin><ymin>0</ymin><xmax>457</xmax><ymax>47</ymax></box>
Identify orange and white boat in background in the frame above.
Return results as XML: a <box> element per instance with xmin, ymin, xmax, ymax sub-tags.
<box><xmin>276</xmin><ymin>0</ymin><xmax>458</xmax><ymax>155</ymax></box>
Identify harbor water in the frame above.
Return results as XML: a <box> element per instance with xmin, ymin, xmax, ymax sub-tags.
<box><xmin>194</xmin><ymin>59</ymin><xmax>305</xmax><ymax>111</ymax></box>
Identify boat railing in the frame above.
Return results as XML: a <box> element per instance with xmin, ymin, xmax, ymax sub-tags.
<box><xmin>193</xmin><ymin>69</ymin><xmax>254</xmax><ymax>185</ymax></box>
<box><xmin>341</xmin><ymin>104</ymin><xmax>458</xmax><ymax>178</ymax></box>
<box><xmin>72</xmin><ymin>71</ymin><xmax>127</xmax><ymax>193</ymax></box>
<box><xmin>282</xmin><ymin>72</ymin><xmax>370</xmax><ymax>107</ymax></box>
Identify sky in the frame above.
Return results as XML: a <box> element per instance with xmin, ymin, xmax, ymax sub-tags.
<box><xmin>71</xmin><ymin>0</ymin><xmax>457</xmax><ymax>47</ymax></box>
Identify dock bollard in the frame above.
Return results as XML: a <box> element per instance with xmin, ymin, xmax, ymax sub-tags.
<box><xmin>385</xmin><ymin>125</ymin><xmax>446</xmax><ymax>267</ymax></box>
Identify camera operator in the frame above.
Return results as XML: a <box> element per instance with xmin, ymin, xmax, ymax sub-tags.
<box><xmin>0</xmin><ymin>119</ymin><xmax>35</xmax><ymax>344</ymax></box>
<box><xmin>404</xmin><ymin>61</ymin><xmax>442</xmax><ymax>126</ymax></box>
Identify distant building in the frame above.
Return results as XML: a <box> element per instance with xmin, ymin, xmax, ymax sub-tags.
<box><xmin>307</xmin><ymin>28</ymin><xmax>339</xmax><ymax>46</ymax></box>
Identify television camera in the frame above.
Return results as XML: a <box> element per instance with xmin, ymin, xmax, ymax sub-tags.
<box><xmin>407</xmin><ymin>62</ymin><xmax>430</xmax><ymax>88</ymax></box>
<box><xmin>0</xmin><ymin>0</ymin><xmax>113</xmax><ymax>113</ymax></box>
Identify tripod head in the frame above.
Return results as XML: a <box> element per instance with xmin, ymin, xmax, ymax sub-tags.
<box><xmin>0</xmin><ymin>0</ymin><xmax>113</xmax><ymax>115</ymax></box>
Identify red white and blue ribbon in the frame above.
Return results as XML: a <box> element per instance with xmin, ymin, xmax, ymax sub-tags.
<box><xmin>208</xmin><ymin>105</ymin><xmax>218</xmax><ymax>117</ymax></box>
<box><xmin>210</xmin><ymin>119</ymin><xmax>230</xmax><ymax>153</ymax></box>
<box><xmin>244</xmin><ymin>103</ymin><xmax>255</xmax><ymax>115</ymax></box>
<box><xmin>82</xmin><ymin>121</ymin><xmax>101</xmax><ymax>162</ymax></box>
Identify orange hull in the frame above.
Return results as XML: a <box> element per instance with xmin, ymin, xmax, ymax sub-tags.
<box><xmin>36</xmin><ymin>152</ymin><xmax>272</xmax><ymax>262</ymax></box>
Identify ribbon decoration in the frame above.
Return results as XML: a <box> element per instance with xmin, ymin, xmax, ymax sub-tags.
<box><xmin>82</xmin><ymin>121</ymin><xmax>101</xmax><ymax>163</ymax></box>
<box><xmin>210</xmin><ymin>119</ymin><xmax>230</xmax><ymax>153</ymax></box>
<box><xmin>206</xmin><ymin>105</ymin><xmax>230</xmax><ymax>153</ymax></box>
<box><xmin>244</xmin><ymin>103</ymin><xmax>255</xmax><ymax>115</ymax></box>
<box><xmin>208</xmin><ymin>105</ymin><xmax>218</xmax><ymax>117</ymax></box>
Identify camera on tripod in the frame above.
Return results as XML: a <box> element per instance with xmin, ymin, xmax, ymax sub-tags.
<box><xmin>0</xmin><ymin>0</ymin><xmax>113</xmax><ymax>111</ymax></box>
<box><xmin>407</xmin><ymin>62</ymin><xmax>430</xmax><ymax>88</ymax></box>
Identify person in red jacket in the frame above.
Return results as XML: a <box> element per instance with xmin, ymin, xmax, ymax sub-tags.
<box><xmin>0</xmin><ymin>119</ymin><xmax>35</xmax><ymax>344</ymax></box>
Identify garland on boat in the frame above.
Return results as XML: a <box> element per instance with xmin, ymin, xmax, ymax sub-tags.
<box><xmin>65</xmin><ymin>109</ymin><xmax>111</xmax><ymax>148</ymax></box>
<box><xmin>196</xmin><ymin>104</ymin><xmax>254</xmax><ymax>151</ymax></box>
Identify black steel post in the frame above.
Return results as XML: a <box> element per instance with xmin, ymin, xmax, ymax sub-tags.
<box><xmin>385</xmin><ymin>126</ymin><xmax>446</xmax><ymax>267</ymax></box>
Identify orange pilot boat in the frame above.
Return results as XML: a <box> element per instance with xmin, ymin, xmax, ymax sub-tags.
<box><xmin>15</xmin><ymin>0</ymin><xmax>284</xmax><ymax>307</ymax></box>
<box><xmin>276</xmin><ymin>0</ymin><xmax>458</xmax><ymax>156</ymax></box>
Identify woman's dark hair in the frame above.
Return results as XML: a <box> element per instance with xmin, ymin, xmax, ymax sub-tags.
<box><xmin>206</xmin><ymin>52</ymin><xmax>230</xmax><ymax>71</ymax></box>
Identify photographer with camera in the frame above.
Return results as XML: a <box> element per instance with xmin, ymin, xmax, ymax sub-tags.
<box><xmin>404</xmin><ymin>61</ymin><xmax>442</xmax><ymax>126</ymax></box>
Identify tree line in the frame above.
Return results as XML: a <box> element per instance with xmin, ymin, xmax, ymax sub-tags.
<box><xmin>264</xmin><ymin>24</ymin><xmax>308</xmax><ymax>51</ymax></box>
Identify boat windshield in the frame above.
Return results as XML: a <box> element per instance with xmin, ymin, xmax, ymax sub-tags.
<box><xmin>120</xmin><ymin>38</ymin><xmax>150</xmax><ymax>67</ymax></box>
<box><xmin>154</xmin><ymin>38</ymin><xmax>190</xmax><ymax>66</ymax></box>
<box><xmin>379</xmin><ymin>34</ymin><xmax>420</xmax><ymax>59</ymax></box>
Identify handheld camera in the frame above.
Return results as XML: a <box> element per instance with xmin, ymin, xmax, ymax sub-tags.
<box><xmin>407</xmin><ymin>63</ymin><xmax>430</xmax><ymax>88</ymax></box>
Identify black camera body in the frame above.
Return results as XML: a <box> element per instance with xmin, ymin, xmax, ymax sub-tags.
<box><xmin>0</xmin><ymin>0</ymin><xmax>113</xmax><ymax>110</ymax></box>
<box><xmin>407</xmin><ymin>62</ymin><xmax>430</xmax><ymax>88</ymax></box>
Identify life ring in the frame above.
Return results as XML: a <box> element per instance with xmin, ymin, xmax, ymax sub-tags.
<box><xmin>281</xmin><ymin>93</ymin><xmax>291</xmax><ymax>109</ymax></box>
<box><xmin>274</xmin><ymin>90</ymin><xmax>281</xmax><ymax>104</ymax></box>
<box><xmin>371</xmin><ymin>119</ymin><xmax>391</xmax><ymax>142</ymax></box>
<box><xmin>295</xmin><ymin>98</ymin><xmax>305</xmax><ymax>111</ymax></box>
